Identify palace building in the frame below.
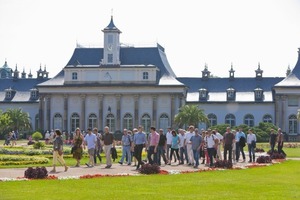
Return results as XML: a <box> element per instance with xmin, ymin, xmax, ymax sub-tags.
<box><xmin>1</xmin><ymin>16</ymin><xmax>300</xmax><ymax>140</ymax></box>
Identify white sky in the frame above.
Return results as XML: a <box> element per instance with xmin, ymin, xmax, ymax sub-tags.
<box><xmin>0</xmin><ymin>0</ymin><xmax>300</xmax><ymax>78</ymax></box>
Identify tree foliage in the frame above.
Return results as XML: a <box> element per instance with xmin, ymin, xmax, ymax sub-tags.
<box><xmin>174</xmin><ymin>105</ymin><xmax>208</xmax><ymax>128</ymax></box>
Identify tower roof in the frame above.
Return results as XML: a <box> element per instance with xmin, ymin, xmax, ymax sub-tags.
<box><xmin>102</xmin><ymin>16</ymin><xmax>121</xmax><ymax>33</ymax></box>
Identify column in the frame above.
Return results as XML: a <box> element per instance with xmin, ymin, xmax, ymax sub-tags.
<box><xmin>98</xmin><ymin>94</ymin><xmax>104</xmax><ymax>130</ymax></box>
<box><xmin>281</xmin><ymin>95</ymin><xmax>287</xmax><ymax>131</ymax></box>
<box><xmin>134</xmin><ymin>94</ymin><xmax>139</xmax><ymax>127</ymax></box>
<box><xmin>63</xmin><ymin>94</ymin><xmax>68</xmax><ymax>132</ymax></box>
<box><xmin>170</xmin><ymin>95</ymin><xmax>175</xmax><ymax>128</ymax></box>
<box><xmin>116</xmin><ymin>94</ymin><xmax>121</xmax><ymax>131</ymax></box>
<box><xmin>152</xmin><ymin>95</ymin><xmax>157</xmax><ymax>127</ymax></box>
<box><xmin>38</xmin><ymin>95</ymin><xmax>45</xmax><ymax>132</ymax></box>
<box><xmin>80</xmin><ymin>94</ymin><xmax>86</xmax><ymax>131</ymax></box>
<box><xmin>46</xmin><ymin>95</ymin><xmax>51</xmax><ymax>131</ymax></box>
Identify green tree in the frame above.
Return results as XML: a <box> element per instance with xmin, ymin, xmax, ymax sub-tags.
<box><xmin>5</xmin><ymin>108</ymin><xmax>32</xmax><ymax>133</ymax></box>
<box><xmin>174</xmin><ymin>105</ymin><xmax>208</xmax><ymax>128</ymax></box>
<box><xmin>0</xmin><ymin>110</ymin><xmax>13</xmax><ymax>138</ymax></box>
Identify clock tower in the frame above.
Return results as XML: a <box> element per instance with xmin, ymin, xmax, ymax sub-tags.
<box><xmin>101</xmin><ymin>16</ymin><xmax>121</xmax><ymax>66</ymax></box>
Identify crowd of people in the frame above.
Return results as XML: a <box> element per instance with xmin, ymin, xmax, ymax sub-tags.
<box><xmin>49</xmin><ymin>125</ymin><xmax>286</xmax><ymax>172</ymax></box>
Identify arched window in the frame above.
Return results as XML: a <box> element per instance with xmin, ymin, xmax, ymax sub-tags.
<box><xmin>141</xmin><ymin>114</ymin><xmax>151</xmax><ymax>134</ymax></box>
<box><xmin>288</xmin><ymin>115</ymin><xmax>297</xmax><ymax>134</ymax></box>
<box><xmin>143</xmin><ymin>72</ymin><xmax>149</xmax><ymax>80</ymax></box>
<box><xmin>225</xmin><ymin>114</ymin><xmax>236</xmax><ymax>127</ymax></box>
<box><xmin>244</xmin><ymin>114</ymin><xmax>254</xmax><ymax>127</ymax></box>
<box><xmin>71</xmin><ymin>113</ymin><xmax>80</xmax><ymax>132</ymax></box>
<box><xmin>263</xmin><ymin>114</ymin><xmax>272</xmax><ymax>123</ymax></box>
<box><xmin>106</xmin><ymin>113</ymin><xmax>115</xmax><ymax>133</ymax></box>
<box><xmin>207</xmin><ymin>113</ymin><xmax>217</xmax><ymax>127</ymax></box>
<box><xmin>123</xmin><ymin>113</ymin><xmax>133</xmax><ymax>130</ymax></box>
<box><xmin>53</xmin><ymin>113</ymin><xmax>63</xmax><ymax>130</ymax></box>
<box><xmin>88</xmin><ymin>113</ymin><xmax>97</xmax><ymax>129</ymax></box>
<box><xmin>159</xmin><ymin>113</ymin><xmax>169</xmax><ymax>133</ymax></box>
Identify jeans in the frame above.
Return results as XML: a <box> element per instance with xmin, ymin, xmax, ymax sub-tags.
<box><xmin>270</xmin><ymin>142</ymin><xmax>276</xmax><ymax>154</ymax></box>
<box><xmin>135</xmin><ymin>144</ymin><xmax>144</xmax><ymax>169</ymax></box>
<box><xmin>147</xmin><ymin>146</ymin><xmax>158</xmax><ymax>164</ymax></box>
<box><xmin>278</xmin><ymin>142</ymin><xmax>286</xmax><ymax>155</ymax></box>
<box><xmin>248</xmin><ymin>144</ymin><xmax>255</xmax><ymax>162</ymax></box>
<box><xmin>120</xmin><ymin>145</ymin><xmax>131</xmax><ymax>164</ymax></box>
<box><xmin>166</xmin><ymin>144</ymin><xmax>171</xmax><ymax>160</ymax></box>
<box><xmin>192</xmin><ymin>149</ymin><xmax>200</xmax><ymax>166</ymax></box>
<box><xmin>170</xmin><ymin>148</ymin><xmax>179</xmax><ymax>163</ymax></box>
<box><xmin>207</xmin><ymin>148</ymin><xmax>215</xmax><ymax>166</ymax></box>
<box><xmin>224</xmin><ymin>144</ymin><xmax>232</xmax><ymax>161</ymax></box>
<box><xmin>157</xmin><ymin>145</ymin><xmax>167</xmax><ymax>165</ymax></box>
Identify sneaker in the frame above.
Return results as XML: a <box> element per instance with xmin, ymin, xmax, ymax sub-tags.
<box><xmin>105</xmin><ymin>165</ymin><xmax>112</xmax><ymax>168</ymax></box>
<box><xmin>85</xmin><ymin>163</ymin><xmax>90</xmax><ymax>167</ymax></box>
<box><xmin>64</xmin><ymin>166</ymin><xmax>69</xmax><ymax>172</ymax></box>
<box><xmin>127</xmin><ymin>163</ymin><xmax>131</xmax><ymax>165</ymax></box>
<box><xmin>118</xmin><ymin>161</ymin><xmax>123</xmax><ymax>165</ymax></box>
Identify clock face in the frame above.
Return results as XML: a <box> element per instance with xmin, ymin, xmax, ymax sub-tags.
<box><xmin>107</xmin><ymin>44</ymin><xmax>113</xmax><ymax>51</ymax></box>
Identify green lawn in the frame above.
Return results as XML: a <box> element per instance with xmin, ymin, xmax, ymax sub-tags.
<box><xmin>0</xmin><ymin>160</ymin><xmax>299</xmax><ymax>200</ymax></box>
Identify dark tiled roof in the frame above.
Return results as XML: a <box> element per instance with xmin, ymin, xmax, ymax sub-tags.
<box><xmin>0</xmin><ymin>78</ymin><xmax>48</xmax><ymax>91</ymax></box>
<box><xmin>177</xmin><ymin>77</ymin><xmax>283</xmax><ymax>93</ymax></box>
<box><xmin>66</xmin><ymin>46</ymin><xmax>176</xmax><ymax>78</ymax></box>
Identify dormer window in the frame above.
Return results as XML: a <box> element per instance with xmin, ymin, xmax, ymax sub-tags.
<box><xmin>143</xmin><ymin>72</ymin><xmax>149</xmax><ymax>80</ymax></box>
<box><xmin>226</xmin><ymin>87</ymin><xmax>235</xmax><ymax>100</ymax></box>
<box><xmin>72</xmin><ymin>72</ymin><xmax>78</xmax><ymax>80</ymax></box>
<box><xmin>5</xmin><ymin>88</ymin><xmax>15</xmax><ymax>100</ymax></box>
<box><xmin>254</xmin><ymin>88</ymin><xmax>263</xmax><ymax>101</ymax></box>
<box><xmin>199</xmin><ymin>88</ymin><xmax>208</xmax><ymax>100</ymax></box>
<box><xmin>30</xmin><ymin>88</ymin><xmax>39</xmax><ymax>100</ymax></box>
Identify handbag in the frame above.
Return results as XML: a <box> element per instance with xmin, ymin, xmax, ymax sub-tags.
<box><xmin>71</xmin><ymin>145</ymin><xmax>77</xmax><ymax>154</ymax></box>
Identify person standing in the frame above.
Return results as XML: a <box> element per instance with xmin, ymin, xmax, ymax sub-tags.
<box><xmin>204</xmin><ymin>129</ymin><xmax>218</xmax><ymax>167</ymax></box>
<box><xmin>178</xmin><ymin>129</ymin><xmax>186</xmax><ymax>165</ymax></box>
<box><xmin>133</xmin><ymin>125</ymin><xmax>147</xmax><ymax>170</ymax></box>
<box><xmin>50</xmin><ymin>129</ymin><xmax>68</xmax><ymax>173</ymax></box>
<box><xmin>157</xmin><ymin>129</ymin><xmax>168</xmax><ymax>166</ymax></box>
<box><xmin>101</xmin><ymin>126</ymin><xmax>115</xmax><ymax>168</ymax></box>
<box><xmin>93</xmin><ymin>128</ymin><xmax>102</xmax><ymax>165</ymax></box>
<box><xmin>169</xmin><ymin>130</ymin><xmax>180</xmax><ymax>165</ymax></box>
<box><xmin>247</xmin><ymin>129</ymin><xmax>257</xmax><ymax>163</ymax></box>
<box><xmin>72</xmin><ymin>128</ymin><xmax>84</xmax><ymax>167</ymax></box>
<box><xmin>184</xmin><ymin>125</ymin><xmax>195</xmax><ymax>166</ymax></box>
<box><xmin>277</xmin><ymin>128</ymin><xmax>286</xmax><ymax>156</ymax></box>
<box><xmin>147</xmin><ymin>127</ymin><xmax>160</xmax><ymax>164</ymax></box>
<box><xmin>165</xmin><ymin>127</ymin><xmax>173</xmax><ymax>160</ymax></box>
<box><xmin>235</xmin><ymin>128</ymin><xmax>246</xmax><ymax>162</ymax></box>
<box><xmin>213</xmin><ymin>129</ymin><xmax>223</xmax><ymax>161</ymax></box>
<box><xmin>84</xmin><ymin>128</ymin><xmax>97</xmax><ymax>168</ymax></box>
<box><xmin>269</xmin><ymin>129</ymin><xmax>277</xmax><ymax>155</ymax></box>
<box><xmin>118</xmin><ymin>129</ymin><xmax>132</xmax><ymax>165</ymax></box>
<box><xmin>190</xmin><ymin>128</ymin><xmax>202</xmax><ymax>168</ymax></box>
<box><xmin>223</xmin><ymin>127</ymin><xmax>235</xmax><ymax>162</ymax></box>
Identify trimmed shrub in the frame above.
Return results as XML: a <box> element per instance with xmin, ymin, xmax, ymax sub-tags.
<box><xmin>138</xmin><ymin>163</ymin><xmax>161</xmax><ymax>174</ymax></box>
<box><xmin>24</xmin><ymin>167</ymin><xmax>48</xmax><ymax>179</ymax></box>
<box><xmin>32</xmin><ymin>131</ymin><xmax>43</xmax><ymax>141</ymax></box>
<box><xmin>214</xmin><ymin>160</ymin><xmax>233</xmax><ymax>169</ymax></box>
<box><xmin>270</xmin><ymin>153</ymin><xmax>286</xmax><ymax>159</ymax></box>
<box><xmin>33</xmin><ymin>141</ymin><xmax>45</xmax><ymax>149</ymax></box>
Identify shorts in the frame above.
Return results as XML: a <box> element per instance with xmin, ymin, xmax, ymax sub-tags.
<box><xmin>88</xmin><ymin>148</ymin><xmax>95</xmax><ymax>156</ymax></box>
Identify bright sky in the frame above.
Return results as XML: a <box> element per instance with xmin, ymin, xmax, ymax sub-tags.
<box><xmin>1</xmin><ymin>0</ymin><xmax>300</xmax><ymax>78</ymax></box>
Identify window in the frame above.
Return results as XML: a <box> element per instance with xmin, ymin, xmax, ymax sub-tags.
<box><xmin>5</xmin><ymin>91</ymin><xmax>11</xmax><ymax>99</ymax></box>
<box><xmin>72</xmin><ymin>72</ymin><xmax>78</xmax><ymax>80</ymax></box>
<box><xmin>244</xmin><ymin>114</ymin><xmax>254</xmax><ymax>127</ymax></box>
<box><xmin>254</xmin><ymin>88</ymin><xmax>263</xmax><ymax>100</ymax></box>
<box><xmin>263</xmin><ymin>114</ymin><xmax>272</xmax><ymax>123</ymax></box>
<box><xmin>108</xmin><ymin>35</ymin><xmax>113</xmax><ymax>43</ymax></box>
<box><xmin>108</xmin><ymin>54</ymin><xmax>113</xmax><ymax>63</ymax></box>
<box><xmin>141</xmin><ymin>114</ymin><xmax>151</xmax><ymax>133</ymax></box>
<box><xmin>88</xmin><ymin>113</ymin><xmax>97</xmax><ymax>129</ymax></box>
<box><xmin>225</xmin><ymin>114</ymin><xmax>236</xmax><ymax>127</ymax></box>
<box><xmin>123</xmin><ymin>113</ymin><xmax>133</xmax><ymax>130</ymax></box>
<box><xmin>159</xmin><ymin>113</ymin><xmax>169</xmax><ymax>133</ymax></box>
<box><xmin>30</xmin><ymin>88</ymin><xmax>38</xmax><ymax>99</ymax></box>
<box><xmin>226</xmin><ymin>88</ymin><xmax>235</xmax><ymax>100</ymax></box>
<box><xmin>106</xmin><ymin>113</ymin><xmax>115</xmax><ymax>133</ymax></box>
<box><xmin>199</xmin><ymin>88</ymin><xmax>207</xmax><ymax>100</ymax></box>
<box><xmin>288</xmin><ymin>97</ymin><xmax>298</xmax><ymax>107</ymax></box>
<box><xmin>288</xmin><ymin>115</ymin><xmax>297</xmax><ymax>134</ymax></box>
<box><xmin>53</xmin><ymin>113</ymin><xmax>63</xmax><ymax>130</ymax></box>
<box><xmin>207</xmin><ymin>113</ymin><xmax>217</xmax><ymax>127</ymax></box>
<box><xmin>71</xmin><ymin>113</ymin><xmax>80</xmax><ymax>132</ymax></box>
<box><xmin>143</xmin><ymin>72</ymin><xmax>149</xmax><ymax>80</ymax></box>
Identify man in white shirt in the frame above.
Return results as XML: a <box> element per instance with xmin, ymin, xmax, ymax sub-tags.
<box><xmin>247</xmin><ymin>129</ymin><xmax>257</xmax><ymax>163</ymax></box>
<box><xmin>214</xmin><ymin>129</ymin><xmax>223</xmax><ymax>160</ymax></box>
<box><xmin>84</xmin><ymin>128</ymin><xmax>97</xmax><ymax>167</ymax></box>
<box><xmin>166</xmin><ymin>127</ymin><xmax>173</xmax><ymax>160</ymax></box>
<box><xmin>178</xmin><ymin>129</ymin><xmax>186</xmax><ymax>164</ymax></box>
<box><xmin>184</xmin><ymin>125</ymin><xmax>195</xmax><ymax>166</ymax></box>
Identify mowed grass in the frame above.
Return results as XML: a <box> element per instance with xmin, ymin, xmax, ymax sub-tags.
<box><xmin>0</xmin><ymin>160</ymin><xmax>299</xmax><ymax>200</ymax></box>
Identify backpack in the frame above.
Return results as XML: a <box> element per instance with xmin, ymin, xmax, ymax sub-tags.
<box><xmin>239</xmin><ymin>136</ymin><xmax>246</xmax><ymax>147</ymax></box>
